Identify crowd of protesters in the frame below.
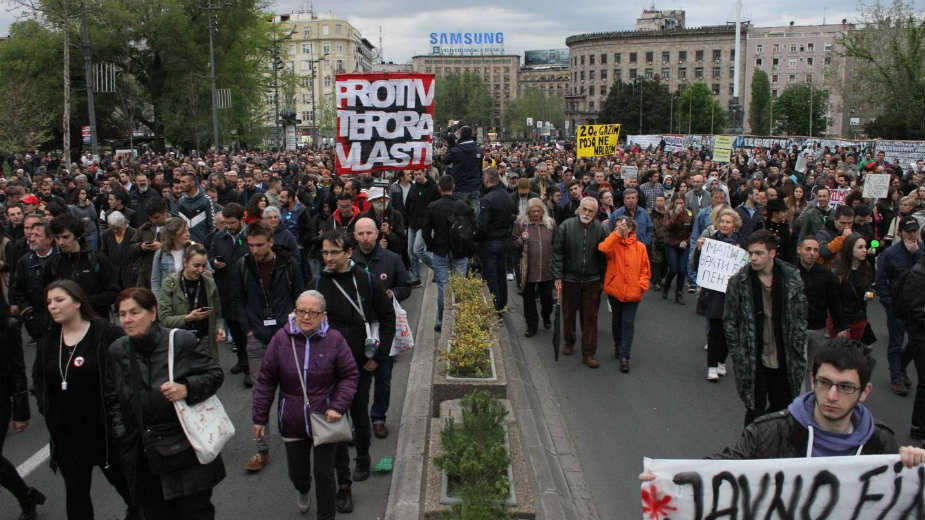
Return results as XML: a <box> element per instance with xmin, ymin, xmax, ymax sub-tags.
<box><xmin>0</xmin><ymin>131</ymin><xmax>923</xmax><ymax>518</ymax></box>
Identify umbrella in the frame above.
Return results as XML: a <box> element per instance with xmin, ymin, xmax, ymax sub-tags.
<box><xmin>552</xmin><ymin>283</ymin><xmax>561</xmax><ymax>361</ymax></box>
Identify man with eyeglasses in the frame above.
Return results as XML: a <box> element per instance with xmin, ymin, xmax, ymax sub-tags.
<box><xmin>638</xmin><ymin>339</ymin><xmax>925</xmax><ymax>483</ymax></box>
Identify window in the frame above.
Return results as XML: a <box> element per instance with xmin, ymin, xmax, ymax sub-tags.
<box><xmin>790</xmin><ymin>44</ymin><xmax>797</xmax><ymax>53</ymax></box>
<box><xmin>302</xmin><ymin>111</ymin><xmax>311</xmax><ymax>122</ymax></box>
<box><xmin>301</xmin><ymin>93</ymin><xmax>311</xmax><ymax>103</ymax></box>
<box><xmin>808</xmin><ymin>43</ymin><xmax>815</xmax><ymax>52</ymax></box>
<box><xmin>573</xmin><ymin>71</ymin><xmax>577</xmax><ymax>82</ymax></box>
<box><xmin>756</xmin><ymin>44</ymin><xmax>763</xmax><ymax>54</ymax></box>
<box><xmin>788</xmin><ymin>74</ymin><xmax>796</xmax><ymax>82</ymax></box>
<box><xmin>589</xmin><ymin>70</ymin><xmax>595</xmax><ymax>80</ymax></box>
<box><xmin>302</xmin><ymin>43</ymin><xmax>312</xmax><ymax>54</ymax></box>
<box><xmin>644</xmin><ymin>68</ymin><xmax>653</xmax><ymax>79</ymax></box>
<box><xmin>662</xmin><ymin>51</ymin><xmax>670</xmax><ymax>63</ymax></box>
<box><xmin>600</xmin><ymin>53</ymin><xmax>607</xmax><ymax>64</ymax></box>
<box><xmin>300</xmin><ymin>60</ymin><xmax>310</xmax><ymax>71</ymax></box>
<box><xmin>336</xmin><ymin>43</ymin><xmax>344</xmax><ymax>55</ymax></box>
<box><xmin>695</xmin><ymin>50</ymin><xmax>704</xmax><ymax>62</ymax></box>
<box><xmin>661</xmin><ymin>67</ymin><xmax>670</xmax><ymax>80</ymax></box>
<box><xmin>580</xmin><ymin>55</ymin><xmax>585</xmax><ymax>65</ymax></box>
<box><xmin>303</xmin><ymin>27</ymin><xmax>310</xmax><ymax>39</ymax></box>
<box><xmin>335</xmin><ymin>59</ymin><xmax>344</xmax><ymax>72</ymax></box>
<box><xmin>335</xmin><ymin>24</ymin><xmax>343</xmax><ymax>34</ymax></box>
<box><xmin>629</xmin><ymin>52</ymin><xmax>637</xmax><ymax>63</ymax></box>
<box><xmin>807</xmin><ymin>73</ymin><xmax>814</xmax><ymax>82</ymax></box>
<box><xmin>729</xmin><ymin>66</ymin><xmax>734</xmax><ymax>79</ymax></box>
<box><xmin>600</xmin><ymin>69</ymin><xmax>607</xmax><ymax>80</ymax></box>
<box><xmin>694</xmin><ymin>67</ymin><xmax>703</xmax><ymax>79</ymax></box>
<box><xmin>756</xmin><ymin>57</ymin><xmax>763</xmax><ymax>66</ymax></box>
<box><xmin>629</xmin><ymin>68</ymin><xmax>637</xmax><ymax>79</ymax></box>
<box><xmin>679</xmin><ymin>50</ymin><xmax>687</xmax><ymax>63</ymax></box>
<box><xmin>615</xmin><ymin>69</ymin><xmax>622</xmax><ymax>81</ymax></box>
<box><xmin>615</xmin><ymin>52</ymin><xmax>621</xmax><ymax>64</ymax></box>
<box><xmin>711</xmin><ymin>83</ymin><xmax>720</xmax><ymax>95</ymax></box>
<box><xmin>799</xmin><ymin>44</ymin><xmax>804</xmax><ymax>52</ymax></box>
<box><xmin>807</xmin><ymin>57</ymin><xmax>814</xmax><ymax>65</ymax></box>
<box><xmin>323</xmin><ymin>75</ymin><xmax>331</xmax><ymax>87</ymax></box>
<box><xmin>772</xmin><ymin>57</ymin><xmax>779</xmax><ymax>67</ymax></box>
<box><xmin>572</xmin><ymin>56</ymin><xmax>577</xmax><ymax>66</ymax></box>
<box><xmin>589</xmin><ymin>100</ymin><xmax>595</xmax><ymax>110</ymax></box>
<box><xmin>323</xmin><ymin>43</ymin><xmax>331</xmax><ymax>54</ymax></box>
<box><xmin>645</xmin><ymin>51</ymin><xmax>653</xmax><ymax>64</ymax></box>
<box><xmin>772</xmin><ymin>43</ymin><xmax>780</xmax><ymax>53</ymax></box>
<box><xmin>788</xmin><ymin>57</ymin><xmax>798</xmax><ymax>67</ymax></box>
<box><xmin>678</xmin><ymin>67</ymin><xmax>687</xmax><ymax>80</ymax></box>
<box><xmin>589</xmin><ymin>54</ymin><xmax>595</xmax><ymax>65</ymax></box>
<box><xmin>772</xmin><ymin>89</ymin><xmax>778</xmax><ymax>98</ymax></box>
<box><xmin>322</xmin><ymin>24</ymin><xmax>329</xmax><ymax>35</ymax></box>
<box><xmin>580</xmin><ymin>70</ymin><xmax>585</xmax><ymax>80</ymax></box>
<box><xmin>730</xmin><ymin>49</ymin><xmax>735</xmax><ymax>60</ymax></box>
<box><xmin>824</xmin><ymin>56</ymin><xmax>832</xmax><ymax>65</ymax></box>
<box><xmin>712</xmin><ymin>66</ymin><xmax>721</xmax><ymax>79</ymax></box>
<box><xmin>712</xmin><ymin>49</ymin><xmax>721</xmax><ymax>62</ymax></box>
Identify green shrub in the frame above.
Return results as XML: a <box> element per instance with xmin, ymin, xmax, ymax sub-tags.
<box><xmin>442</xmin><ymin>274</ymin><xmax>495</xmax><ymax>377</ymax></box>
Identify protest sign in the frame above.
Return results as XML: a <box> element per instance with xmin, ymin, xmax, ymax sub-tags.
<box><xmin>627</xmin><ymin>134</ymin><xmax>662</xmax><ymax>150</ymax></box>
<box><xmin>576</xmin><ymin>124</ymin><xmax>621</xmax><ymax>158</ymax></box>
<box><xmin>696</xmin><ymin>238</ymin><xmax>748</xmax><ymax>293</ymax></box>
<box><xmin>663</xmin><ymin>134</ymin><xmax>685</xmax><ymax>153</ymax></box>
<box><xmin>713</xmin><ymin>135</ymin><xmax>733</xmax><ymax>163</ymax></box>
<box><xmin>875</xmin><ymin>140</ymin><xmax>925</xmax><ymax>166</ymax></box>
<box><xmin>862</xmin><ymin>174</ymin><xmax>891</xmax><ymax>199</ymax></box>
<box><xmin>621</xmin><ymin>165</ymin><xmax>639</xmax><ymax>182</ymax></box>
<box><xmin>334</xmin><ymin>73</ymin><xmax>435</xmax><ymax>174</ymax></box>
<box><xmin>795</xmin><ymin>152</ymin><xmax>809</xmax><ymax>174</ymax></box>
<box><xmin>829</xmin><ymin>188</ymin><xmax>849</xmax><ymax>209</ymax></box>
<box><xmin>642</xmin><ymin>455</ymin><xmax>924</xmax><ymax>520</ymax></box>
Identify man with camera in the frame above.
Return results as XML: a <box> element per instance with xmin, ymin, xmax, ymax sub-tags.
<box><xmin>314</xmin><ymin>229</ymin><xmax>395</xmax><ymax>513</ymax></box>
<box><xmin>443</xmin><ymin>126</ymin><xmax>483</xmax><ymax>216</ymax></box>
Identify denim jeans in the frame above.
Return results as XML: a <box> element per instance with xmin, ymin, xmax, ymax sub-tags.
<box><xmin>609</xmin><ymin>297</ymin><xmax>639</xmax><ymax>359</ymax></box>
<box><xmin>664</xmin><ymin>246</ymin><xmax>686</xmax><ymax>291</ymax></box>
<box><xmin>479</xmin><ymin>239</ymin><xmax>509</xmax><ymax>311</ymax></box>
<box><xmin>370</xmin><ymin>356</ymin><xmax>394</xmax><ymax>422</ymax></box>
<box><xmin>457</xmin><ymin>191</ymin><xmax>480</xmax><ymax>218</ymax></box>
<box><xmin>685</xmin><ymin>246</ymin><xmax>696</xmax><ymax>285</ymax></box>
<box><xmin>433</xmin><ymin>253</ymin><xmax>468</xmax><ymax>326</ymax></box>
<box><xmin>884</xmin><ymin>304</ymin><xmax>908</xmax><ymax>382</ymax></box>
<box><xmin>407</xmin><ymin>228</ymin><xmax>428</xmax><ymax>281</ymax></box>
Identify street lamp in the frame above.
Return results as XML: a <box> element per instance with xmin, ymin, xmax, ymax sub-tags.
<box><xmin>203</xmin><ymin>1</ymin><xmax>229</xmax><ymax>153</ymax></box>
<box><xmin>270</xmin><ymin>26</ymin><xmax>295</xmax><ymax>150</ymax></box>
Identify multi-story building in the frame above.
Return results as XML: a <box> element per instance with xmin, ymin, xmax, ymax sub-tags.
<box><xmin>519</xmin><ymin>49</ymin><xmax>569</xmax><ymax>101</ymax></box>
<box><xmin>743</xmin><ymin>21</ymin><xmax>854</xmax><ymax>136</ymax></box>
<box><xmin>411</xmin><ymin>54</ymin><xmax>520</xmax><ymax>128</ymax></box>
<box><xmin>269</xmin><ymin>12</ymin><xmax>375</xmax><ymax>144</ymax></box>
<box><xmin>565</xmin><ymin>19</ymin><xmax>748</xmax><ymax>133</ymax></box>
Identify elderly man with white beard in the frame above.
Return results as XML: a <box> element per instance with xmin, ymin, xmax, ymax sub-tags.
<box><xmin>551</xmin><ymin>197</ymin><xmax>608</xmax><ymax>368</ymax></box>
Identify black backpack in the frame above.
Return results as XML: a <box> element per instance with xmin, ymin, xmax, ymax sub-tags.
<box><xmin>447</xmin><ymin>210</ymin><xmax>475</xmax><ymax>258</ymax></box>
<box><xmin>891</xmin><ymin>261</ymin><xmax>924</xmax><ymax>322</ymax></box>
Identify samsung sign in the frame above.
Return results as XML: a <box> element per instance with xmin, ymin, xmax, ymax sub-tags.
<box><xmin>429</xmin><ymin>32</ymin><xmax>505</xmax><ymax>56</ymax></box>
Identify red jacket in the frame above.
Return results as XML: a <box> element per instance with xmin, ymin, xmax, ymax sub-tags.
<box><xmin>599</xmin><ymin>231</ymin><xmax>651</xmax><ymax>302</ymax></box>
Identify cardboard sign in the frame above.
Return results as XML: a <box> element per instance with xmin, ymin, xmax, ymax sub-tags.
<box><xmin>621</xmin><ymin>165</ymin><xmax>639</xmax><ymax>182</ymax></box>
<box><xmin>829</xmin><ymin>188</ymin><xmax>850</xmax><ymax>209</ymax></box>
<box><xmin>862</xmin><ymin>174</ymin><xmax>891</xmax><ymax>199</ymax></box>
<box><xmin>713</xmin><ymin>135</ymin><xmax>733</xmax><ymax>163</ymax></box>
<box><xmin>696</xmin><ymin>238</ymin><xmax>748</xmax><ymax>293</ymax></box>
<box><xmin>334</xmin><ymin>73</ymin><xmax>435</xmax><ymax>174</ymax></box>
<box><xmin>642</xmin><ymin>455</ymin><xmax>924</xmax><ymax>520</ymax></box>
<box><xmin>576</xmin><ymin>124</ymin><xmax>621</xmax><ymax>158</ymax></box>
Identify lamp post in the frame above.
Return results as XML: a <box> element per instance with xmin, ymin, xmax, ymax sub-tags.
<box><xmin>79</xmin><ymin>0</ymin><xmax>99</xmax><ymax>160</ymax></box>
<box><xmin>309</xmin><ymin>54</ymin><xmax>328</xmax><ymax>148</ymax></box>
<box><xmin>269</xmin><ymin>26</ymin><xmax>295</xmax><ymax>150</ymax></box>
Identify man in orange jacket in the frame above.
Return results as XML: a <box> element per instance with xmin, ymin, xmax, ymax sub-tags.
<box><xmin>599</xmin><ymin>215</ymin><xmax>651</xmax><ymax>373</ymax></box>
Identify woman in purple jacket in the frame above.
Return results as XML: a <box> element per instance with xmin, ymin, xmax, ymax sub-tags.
<box><xmin>252</xmin><ymin>290</ymin><xmax>358</xmax><ymax>518</ymax></box>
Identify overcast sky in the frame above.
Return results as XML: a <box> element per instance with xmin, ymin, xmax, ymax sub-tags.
<box><xmin>2</xmin><ymin>0</ymin><xmax>919</xmax><ymax>63</ymax></box>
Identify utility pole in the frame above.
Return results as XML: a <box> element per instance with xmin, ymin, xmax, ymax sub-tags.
<box><xmin>269</xmin><ymin>24</ymin><xmax>294</xmax><ymax>151</ymax></box>
<box><xmin>204</xmin><ymin>1</ymin><xmax>226</xmax><ymax>153</ymax></box>
<box><xmin>808</xmin><ymin>78</ymin><xmax>814</xmax><ymax>137</ymax></box>
<box><xmin>729</xmin><ymin>0</ymin><xmax>744</xmax><ymax>133</ymax></box>
<box><xmin>63</xmin><ymin>30</ymin><xmax>71</xmax><ymax>167</ymax></box>
<box><xmin>79</xmin><ymin>0</ymin><xmax>99</xmax><ymax>160</ymax></box>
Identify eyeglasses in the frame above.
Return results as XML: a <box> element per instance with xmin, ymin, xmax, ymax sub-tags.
<box><xmin>814</xmin><ymin>377</ymin><xmax>861</xmax><ymax>396</ymax></box>
<box><xmin>294</xmin><ymin>309</ymin><xmax>324</xmax><ymax>318</ymax></box>
<box><xmin>320</xmin><ymin>249</ymin><xmax>344</xmax><ymax>256</ymax></box>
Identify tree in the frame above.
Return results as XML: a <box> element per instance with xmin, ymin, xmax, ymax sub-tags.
<box><xmin>433</xmin><ymin>72</ymin><xmax>495</xmax><ymax>129</ymax></box>
<box><xmin>597</xmin><ymin>77</ymin><xmax>672</xmax><ymax>134</ymax></box>
<box><xmin>0</xmin><ymin>80</ymin><xmax>54</xmax><ymax>151</ymax></box>
<box><xmin>837</xmin><ymin>0</ymin><xmax>924</xmax><ymax>139</ymax></box>
<box><xmin>772</xmin><ymin>83</ymin><xmax>829</xmax><ymax>136</ymax></box>
<box><xmin>748</xmin><ymin>69</ymin><xmax>771</xmax><ymax>135</ymax></box>
<box><xmin>676</xmin><ymin>83</ymin><xmax>727</xmax><ymax>134</ymax></box>
<box><xmin>500</xmin><ymin>88</ymin><xmax>565</xmax><ymax>139</ymax></box>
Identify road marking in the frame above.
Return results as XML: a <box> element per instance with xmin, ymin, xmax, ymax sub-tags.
<box><xmin>17</xmin><ymin>444</ymin><xmax>50</xmax><ymax>477</ymax></box>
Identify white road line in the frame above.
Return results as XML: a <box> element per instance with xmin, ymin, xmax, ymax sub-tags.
<box><xmin>17</xmin><ymin>444</ymin><xmax>50</xmax><ymax>477</ymax></box>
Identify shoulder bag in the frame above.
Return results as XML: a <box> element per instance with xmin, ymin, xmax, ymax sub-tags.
<box><xmin>290</xmin><ymin>336</ymin><xmax>354</xmax><ymax>446</ymax></box>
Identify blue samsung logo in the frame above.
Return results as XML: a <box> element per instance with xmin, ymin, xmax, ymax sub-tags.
<box><xmin>429</xmin><ymin>32</ymin><xmax>504</xmax><ymax>45</ymax></box>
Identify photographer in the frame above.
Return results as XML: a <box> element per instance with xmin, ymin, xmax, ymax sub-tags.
<box><xmin>443</xmin><ymin>126</ymin><xmax>483</xmax><ymax>215</ymax></box>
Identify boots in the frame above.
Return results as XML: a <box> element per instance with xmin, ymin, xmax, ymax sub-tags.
<box><xmin>675</xmin><ymin>286</ymin><xmax>685</xmax><ymax>305</ymax></box>
<box><xmin>18</xmin><ymin>487</ymin><xmax>45</xmax><ymax>520</ymax></box>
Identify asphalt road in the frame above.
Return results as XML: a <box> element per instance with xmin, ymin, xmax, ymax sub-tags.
<box><xmin>0</xmin><ymin>285</ymin><xmax>422</xmax><ymax>520</ymax></box>
<box><xmin>503</xmin><ymin>281</ymin><xmax>920</xmax><ymax>520</ymax></box>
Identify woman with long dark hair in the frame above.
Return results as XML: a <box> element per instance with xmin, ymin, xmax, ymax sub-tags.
<box><xmin>830</xmin><ymin>233</ymin><xmax>875</xmax><ymax>343</ymax></box>
<box><xmin>33</xmin><ymin>280</ymin><xmax>134</xmax><ymax>519</ymax></box>
<box><xmin>106</xmin><ymin>287</ymin><xmax>225</xmax><ymax>518</ymax></box>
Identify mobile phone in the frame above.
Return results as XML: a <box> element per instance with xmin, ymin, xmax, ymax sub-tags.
<box><xmin>214</xmin><ymin>256</ymin><xmax>225</xmax><ymax>263</ymax></box>
<box><xmin>200</xmin><ymin>307</ymin><xmax>213</xmax><ymax>312</ymax></box>
<box><xmin>144</xmin><ymin>241</ymin><xmax>152</xmax><ymax>246</ymax></box>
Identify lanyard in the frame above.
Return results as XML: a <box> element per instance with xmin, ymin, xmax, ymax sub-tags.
<box><xmin>58</xmin><ymin>331</ymin><xmax>81</xmax><ymax>391</ymax></box>
<box><xmin>330</xmin><ymin>274</ymin><xmax>372</xmax><ymax>338</ymax></box>
<box><xmin>181</xmin><ymin>276</ymin><xmax>202</xmax><ymax>310</ymax></box>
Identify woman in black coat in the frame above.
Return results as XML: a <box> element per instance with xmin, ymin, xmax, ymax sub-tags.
<box><xmin>34</xmin><ymin>280</ymin><xmax>134</xmax><ymax>519</ymax></box>
<box><xmin>99</xmin><ymin>211</ymin><xmax>137</xmax><ymax>290</ymax></box>
<box><xmin>105</xmin><ymin>287</ymin><xmax>225</xmax><ymax>518</ymax></box>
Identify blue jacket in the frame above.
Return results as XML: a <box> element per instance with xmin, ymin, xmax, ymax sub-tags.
<box><xmin>609</xmin><ymin>206</ymin><xmax>654</xmax><ymax>247</ymax></box>
<box><xmin>875</xmin><ymin>240</ymin><xmax>924</xmax><ymax>307</ymax></box>
<box><xmin>176</xmin><ymin>189</ymin><xmax>215</xmax><ymax>245</ymax></box>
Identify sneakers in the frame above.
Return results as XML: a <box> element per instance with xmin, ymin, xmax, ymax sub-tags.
<box><xmin>244</xmin><ymin>451</ymin><xmax>269</xmax><ymax>472</ymax></box>
<box><xmin>230</xmin><ymin>364</ymin><xmax>243</xmax><ymax>374</ymax></box>
<box><xmin>703</xmin><ymin>343</ymin><xmax>708</xmax><ymax>351</ymax></box>
<box><xmin>687</xmin><ymin>285</ymin><xmax>696</xmax><ymax>294</ymax></box>
<box><xmin>707</xmin><ymin>367</ymin><xmax>719</xmax><ymax>381</ymax></box>
<box><xmin>716</xmin><ymin>363</ymin><xmax>727</xmax><ymax>376</ymax></box>
<box><xmin>335</xmin><ymin>486</ymin><xmax>353</xmax><ymax>513</ymax></box>
<box><xmin>297</xmin><ymin>491</ymin><xmax>311</xmax><ymax>513</ymax></box>
<box><xmin>506</xmin><ymin>273</ymin><xmax>515</xmax><ymax>281</ymax></box>
<box><xmin>891</xmin><ymin>380</ymin><xmax>909</xmax><ymax>397</ymax></box>
<box><xmin>373</xmin><ymin>423</ymin><xmax>389</xmax><ymax>439</ymax></box>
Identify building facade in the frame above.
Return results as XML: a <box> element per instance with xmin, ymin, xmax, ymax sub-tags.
<box><xmin>518</xmin><ymin>65</ymin><xmax>569</xmax><ymax>99</ymax></box>
<box><xmin>565</xmin><ymin>24</ymin><xmax>748</xmax><ymax>133</ymax></box>
<box><xmin>743</xmin><ymin>22</ymin><xmax>854</xmax><ymax>136</ymax></box>
<box><xmin>411</xmin><ymin>54</ymin><xmax>521</xmax><ymax>128</ymax></box>
<box><xmin>270</xmin><ymin>12</ymin><xmax>375</xmax><ymax>144</ymax></box>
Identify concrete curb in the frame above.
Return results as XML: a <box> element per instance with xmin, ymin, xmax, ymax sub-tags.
<box><xmin>385</xmin><ymin>271</ymin><xmax>437</xmax><ymax>520</ymax></box>
<box><xmin>501</xmin><ymin>301</ymin><xmax>602</xmax><ymax>520</ymax></box>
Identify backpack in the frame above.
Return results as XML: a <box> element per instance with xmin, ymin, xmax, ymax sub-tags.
<box><xmin>891</xmin><ymin>260</ymin><xmax>924</xmax><ymax>322</ymax></box>
<box><xmin>446</xmin><ymin>210</ymin><xmax>475</xmax><ymax>258</ymax></box>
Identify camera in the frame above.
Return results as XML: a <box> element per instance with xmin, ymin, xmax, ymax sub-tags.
<box><xmin>363</xmin><ymin>337</ymin><xmax>379</xmax><ymax>359</ymax></box>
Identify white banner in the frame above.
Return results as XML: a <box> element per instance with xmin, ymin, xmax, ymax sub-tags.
<box><xmin>862</xmin><ymin>174</ymin><xmax>891</xmax><ymax>199</ymax></box>
<box><xmin>696</xmin><ymin>238</ymin><xmax>748</xmax><ymax>293</ymax></box>
<box><xmin>875</xmin><ymin>140</ymin><xmax>925</xmax><ymax>166</ymax></box>
<box><xmin>628</xmin><ymin>134</ymin><xmax>662</xmax><ymax>150</ymax></box>
<box><xmin>621</xmin><ymin>165</ymin><xmax>639</xmax><ymax>182</ymax></box>
<box><xmin>642</xmin><ymin>455</ymin><xmax>924</xmax><ymax>520</ymax></box>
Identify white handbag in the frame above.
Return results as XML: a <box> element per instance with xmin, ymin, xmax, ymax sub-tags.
<box><xmin>168</xmin><ymin>329</ymin><xmax>235</xmax><ymax>464</ymax></box>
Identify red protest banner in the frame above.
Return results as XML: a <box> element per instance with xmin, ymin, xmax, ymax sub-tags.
<box><xmin>335</xmin><ymin>73</ymin><xmax>435</xmax><ymax>175</ymax></box>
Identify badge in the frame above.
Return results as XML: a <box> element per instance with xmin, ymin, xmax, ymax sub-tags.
<box><xmin>380</xmin><ymin>273</ymin><xmax>388</xmax><ymax>280</ymax></box>
<box><xmin>73</xmin><ymin>356</ymin><xmax>85</xmax><ymax>368</ymax></box>
<box><xmin>263</xmin><ymin>318</ymin><xmax>278</xmax><ymax>327</ymax></box>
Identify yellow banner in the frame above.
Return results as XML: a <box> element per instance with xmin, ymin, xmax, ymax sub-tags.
<box><xmin>576</xmin><ymin>124</ymin><xmax>622</xmax><ymax>158</ymax></box>
<box><xmin>713</xmin><ymin>135</ymin><xmax>733</xmax><ymax>163</ymax></box>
